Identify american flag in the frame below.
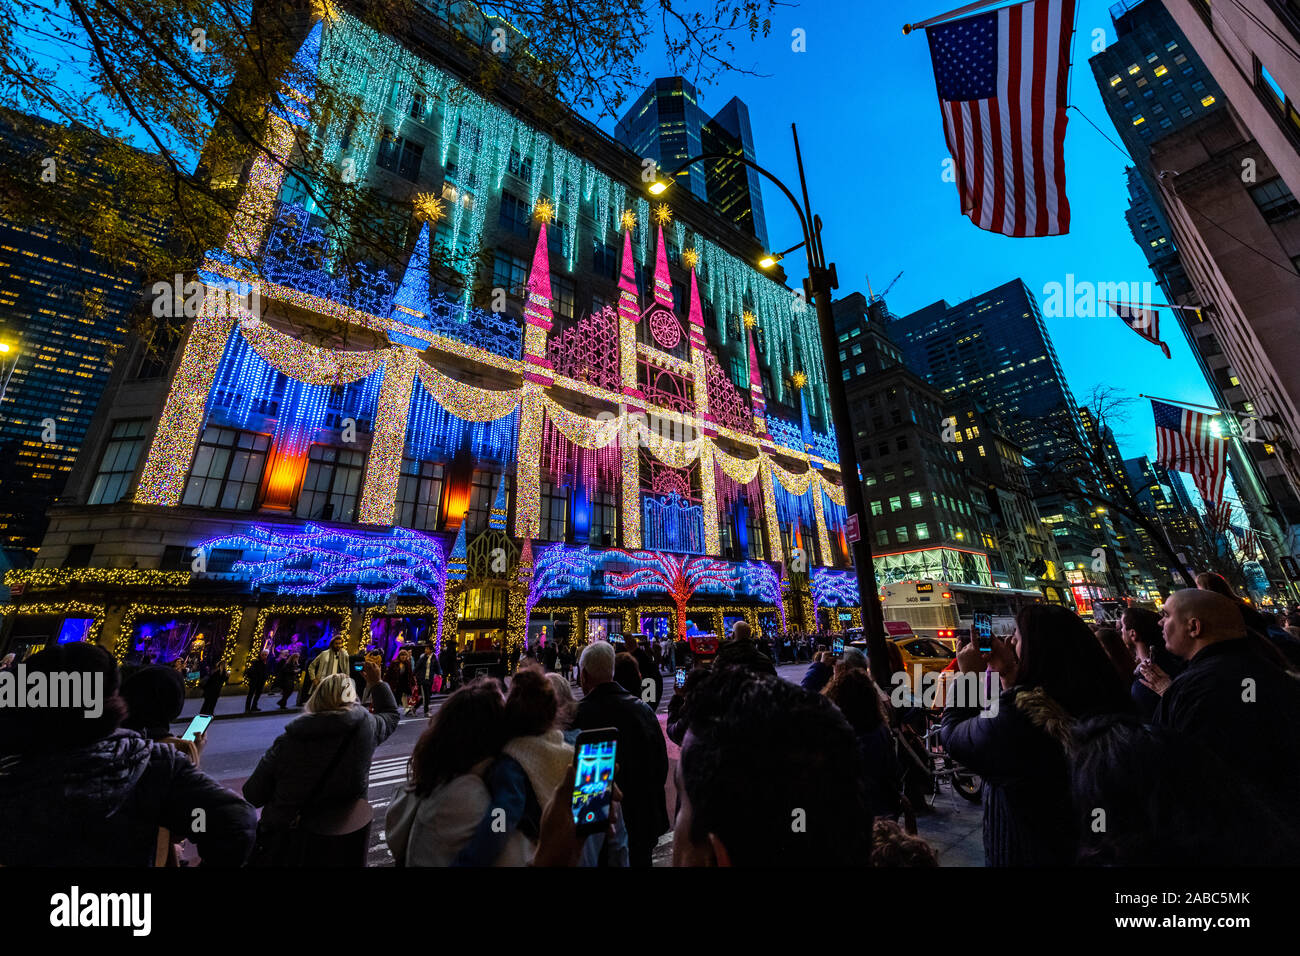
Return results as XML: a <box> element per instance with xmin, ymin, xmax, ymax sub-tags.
<box><xmin>925</xmin><ymin>0</ymin><xmax>1076</xmax><ymax>237</ymax></box>
<box><xmin>1107</xmin><ymin>301</ymin><xmax>1171</xmax><ymax>359</ymax></box>
<box><xmin>1152</xmin><ymin>399</ymin><xmax>1226</xmax><ymax>505</ymax></box>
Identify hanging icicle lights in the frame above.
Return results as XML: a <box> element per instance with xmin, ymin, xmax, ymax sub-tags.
<box><xmin>405</xmin><ymin>381</ymin><xmax>519</xmax><ymax>465</ymax></box>
<box><xmin>207</xmin><ymin>324</ymin><xmax>384</xmax><ymax>457</ymax></box>
<box><xmin>299</xmin><ymin>13</ymin><xmax>826</xmax><ymax>417</ymax></box>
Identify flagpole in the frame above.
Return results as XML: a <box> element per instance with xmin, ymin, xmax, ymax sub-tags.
<box><xmin>1139</xmin><ymin>393</ymin><xmax>1233</xmax><ymax>416</ymax></box>
<box><xmin>902</xmin><ymin>0</ymin><xmax>1016</xmax><ymax>33</ymax></box>
<box><xmin>1109</xmin><ymin>300</ymin><xmax>1201</xmax><ymax>312</ymax></box>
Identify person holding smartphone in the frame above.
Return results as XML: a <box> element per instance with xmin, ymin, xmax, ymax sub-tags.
<box><xmin>940</xmin><ymin>605</ymin><xmax>1132</xmax><ymax>867</ymax></box>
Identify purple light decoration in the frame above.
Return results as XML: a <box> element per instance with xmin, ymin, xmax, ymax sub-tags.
<box><xmin>811</xmin><ymin>567</ymin><xmax>859</xmax><ymax>608</ymax></box>
<box><xmin>531</xmin><ymin>543</ymin><xmax>600</xmax><ymax>601</ymax></box>
<box><xmin>703</xmin><ymin>346</ymin><xmax>753</xmax><ymax>433</ymax></box>
<box><xmin>738</xmin><ymin>560</ymin><xmax>785</xmax><ymax>628</ymax></box>
<box><xmin>201</xmin><ymin>523</ymin><xmax>447</xmax><ymax>603</ymax></box>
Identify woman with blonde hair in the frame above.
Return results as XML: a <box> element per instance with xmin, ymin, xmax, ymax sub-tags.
<box><xmin>243</xmin><ymin>663</ymin><xmax>399</xmax><ymax>865</ymax></box>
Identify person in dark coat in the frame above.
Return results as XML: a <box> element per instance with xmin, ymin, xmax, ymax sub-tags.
<box><xmin>243</xmin><ymin>664</ymin><xmax>399</xmax><ymax>865</ymax></box>
<box><xmin>0</xmin><ymin>643</ymin><xmax>256</xmax><ymax>866</ymax></box>
<box><xmin>822</xmin><ymin>667</ymin><xmax>902</xmax><ymax>820</ymax></box>
<box><xmin>542</xmin><ymin>640</ymin><xmax>559</xmax><ymax>673</ymax></box>
<box><xmin>800</xmin><ymin>651</ymin><xmax>834</xmax><ymax>694</ymax></box>
<box><xmin>574</xmin><ymin>642</ymin><xmax>669</xmax><ymax>867</ymax></box>
<box><xmin>276</xmin><ymin>654</ymin><xmax>300</xmax><ymax>710</ymax></box>
<box><xmin>414</xmin><ymin>643</ymin><xmax>442</xmax><ymax>715</ymax></box>
<box><xmin>1143</xmin><ymin>588</ymin><xmax>1300</xmax><ymax>818</ymax></box>
<box><xmin>941</xmin><ymin>604</ymin><xmax>1132</xmax><ymax>867</ymax></box>
<box><xmin>439</xmin><ymin>640</ymin><xmax>461</xmax><ymax>692</ymax></box>
<box><xmin>1118</xmin><ymin>606</ymin><xmax>1184</xmax><ymax>720</ymax></box>
<box><xmin>1070</xmin><ymin>713</ymin><xmax>1300</xmax><ymax>865</ymax></box>
<box><xmin>245</xmin><ymin>649</ymin><xmax>269</xmax><ymax>712</ymax></box>
<box><xmin>201</xmin><ymin>661</ymin><xmax>228</xmax><ymax>715</ymax></box>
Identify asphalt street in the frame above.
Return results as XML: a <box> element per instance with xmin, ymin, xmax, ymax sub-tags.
<box><xmin>180</xmin><ymin>663</ymin><xmax>984</xmax><ymax>866</ymax></box>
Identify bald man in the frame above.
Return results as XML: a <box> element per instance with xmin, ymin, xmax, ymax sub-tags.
<box><xmin>1148</xmin><ymin>589</ymin><xmax>1300</xmax><ymax>814</ymax></box>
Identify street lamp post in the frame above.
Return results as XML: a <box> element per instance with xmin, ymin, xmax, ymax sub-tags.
<box><xmin>650</xmin><ymin>125</ymin><xmax>892</xmax><ymax>689</ymax></box>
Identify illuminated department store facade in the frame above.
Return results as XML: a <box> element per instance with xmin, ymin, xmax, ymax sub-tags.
<box><xmin>1</xmin><ymin>11</ymin><xmax>859</xmax><ymax>680</ymax></box>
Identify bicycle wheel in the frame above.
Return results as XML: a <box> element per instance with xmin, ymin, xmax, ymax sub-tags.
<box><xmin>951</xmin><ymin>767</ymin><xmax>983</xmax><ymax>803</ymax></box>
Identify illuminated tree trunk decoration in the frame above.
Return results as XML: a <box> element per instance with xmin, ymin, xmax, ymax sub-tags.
<box><xmin>604</xmin><ymin>550</ymin><xmax>736</xmax><ymax>640</ymax></box>
<box><xmin>508</xmin><ymin>536</ymin><xmax>535</xmax><ymax>651</ymax></box>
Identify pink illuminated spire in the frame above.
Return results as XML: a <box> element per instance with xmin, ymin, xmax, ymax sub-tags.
<box><xmin>653</xmin><ymin>224</ymin><xmax>673</xmax><ymax>309</ymax></box>
<box><xmin>523</xmin><ymin>221</ymin><xmax>553</xmax><ymax>331</ymax></box>
<box><xmin>687</xmin><ymin>260</ymin><xmax>703</xmax><ymax>329</ymax></box>
<box><xmin>617</xmin><ymin>225</ymin><xmax>638</xmax><ymax>322</ymax></box>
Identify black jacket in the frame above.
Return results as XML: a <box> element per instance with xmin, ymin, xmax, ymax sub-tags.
<box><xmin>0</xmin><ymin>729</ymin><xmax>256</xmax><ymax>866</ymax></box>
<box><xmin>246</xmin><ymin>658</ymin><xmax>268</xmax><ymax>687</ymax></box>
<box><xmin>574</xmin><ymin>682</ymin><xmax>670</xmax><ymax>851</ymax></box>
<box><xmin>941</xmin><ymin>687</ymin><xmax>1075</xmax><ymax>867</ymax></box>
<box><xmin>858</xmin><ymin>723</ymin><xmax>902</xmax><ymax>819</ymax></box>
<box><xmin>1153</xmin><ymin>638</ymin><xmax>1300</xmax><ymax>814</ymax></box>
<box><xmin>415</xmin><ymin>651</ymin><xmax>442</xmax><ymax>684</ymax></box>
<box><xmin>632</xmin><ymin>647</ymin><xmax>662</xmax><ymax>707</ymax></box>
<box><xmin>243</xmin><ymin>682</ymin><xmax>400</xmax><ymax>829</ymax></box>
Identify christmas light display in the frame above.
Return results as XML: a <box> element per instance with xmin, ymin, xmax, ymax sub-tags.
<box><xmin>7</xmin><ymin>602</ymin><xmax>105</xmax><ymax>646</ymax></box>
<box><xmin>531</xmin><ymin>543</ymin><xmax>600</xmax><ymax>600</ymax></box>
<box><xmin>405</xmin><ymin>378</ymin><xmax>519</xmax><ymax>465</ymax></box>
<box><xmin>446</xmin><ymin>520</ymin><xmax>469</xmax><ymax>582</ymax></box>
<box><xmin>249</xmin><ymin>604</ymin><xmax>353</xmax><ymax>672</ymax></box>
<box><xmin>201</xmin><ymin>523</ymin><xmax>447</xmax><ymax>603</ymax></box>
<box><xmin>225</xmin><ymin>115</ymin><xmax>296</xmax><ymax>261</ymax></box>
<box><xmin>811</xmin><ymin>567</ymin><xmax>860</xmax><ymax>607</ymax></box>
<box><xmin>642</xmin><ymin>492</ymin><xmax>706</xmax><ymax>554</ymax></box>
<box><xmin>604</xmin><ymin>550</ymin><xmax>737</xmax><ymax>640</ymax></box>
<box><xmin>5</xmin><ymin>569</ymin><xmax>192</xmax><ymax>589</ymax></box>
<box><xmin>703</xmin><ymin>346</ymin><xmax>753</xmax><ymax>434</ymax></box>
<box><xmin>135</xmin><ymin>298</ymin><xmax>237</xmax><ymax>506</ymax></box>
<box><xmin>414</xmin><ymin>360</ymin><xmax>522</xmax><ymax>421</ymax></box>
<box><xmin>546</xmin><ymin>306</ymin><xmax>621</xmax><ymax>392</ymax></box>
<box><xmin>115</xmin><ymin>605</ymin><xmax>241</xmax><ymax>685</ymax></box>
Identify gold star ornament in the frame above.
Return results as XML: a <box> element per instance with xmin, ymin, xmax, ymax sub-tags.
<box><xmin>742</xmin><ymin>310</ymin><xmax>757</xmax><ymax>329</ymax></box>
<box><xmin>791</xmin><ymin>371</ymin><xmax>808</xmax><ymax>389</ymax></box>
<box><xmin>681</xmin><ymin>248</ymin><xmax>699</xmax><ymax>270</ymax></box>
<box><xmin>620</xmin><ymin>209</ymin><xmax>637</xmax><ymax>231</ymax></box>
<box><xmin>533</xmin><ymin>197</ymin><xmax>555</xmax><ymax>224</ymax></box>
<box><xmin>414</xmin><ymin>193</ymin><xmax>446</xmax><ymax>223</ymax></box>
<box><xmin>653</xmin><ymin>203</ymin><xmax>673</xmax><ymax>226</ymax></box>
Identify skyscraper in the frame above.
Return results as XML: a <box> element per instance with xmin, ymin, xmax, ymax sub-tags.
<box><xmin>0</xmin><ymin>111</ymin><xmax>162</xmax><ymax>567</ymax></box>
<box><xmin>891</xmin><ymin>279</ymin><xmax>1089</xmax><ymax>469</ymax></box>
<box><xmin>1090</xmin><ymin>0</ymin><xmax>1300</xmax><ymax>591</ymax></box>
<box><xmin>615</xmin><ymin>77</ymin><xmax>769</xmax><ymax>248</ymax></box>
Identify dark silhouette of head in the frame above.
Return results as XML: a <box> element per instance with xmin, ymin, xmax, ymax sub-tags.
<box><xmin>676</xmin><ymin>667</ymin><xmax>870</xmax><ymax>867</ymax></box>
<box><xmin>1014</xmin><ymin>604</ymin><xmax>1132</xmax><ymax>718</ymax></box>
<box><xmin>410</xmin><ymin>677</ymin><xmax>506</xmax><ymax>796</ymax></box>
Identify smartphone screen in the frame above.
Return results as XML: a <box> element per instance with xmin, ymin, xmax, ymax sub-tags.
<box><xmin>974</xmin><ymin>613</ymin><xmax>993</xmax><ymax>653</ymax></box>
<box><xmin>572</xmin><ymin>729</ymin><xmax>618</xmax><ymax>836</ymax></box>
<box><xmin>181</xmin><ymin>713</ymin><xmax>213</xmax><ymax>741</ymax></box>
<box><xmin>832</xmin><ymin>637</ymin><xmax>844</xmax><ymax>657</ymax></box>
<box><xmin>674</xmin><ymin>667</ymin><xmax>686</xmax><ymax>689</ymax></box>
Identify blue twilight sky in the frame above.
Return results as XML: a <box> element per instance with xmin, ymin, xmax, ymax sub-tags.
<box><xmin>594</xmin><ymin>0</ymin><xmax>1219</xmax><ymax>470</ymax></box>
<box><xmin>19</xmin><ymin>0</ymin><xmax>1214</xmax><ymax>479</ymax></box>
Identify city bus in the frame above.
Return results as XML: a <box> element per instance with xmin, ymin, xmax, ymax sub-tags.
<box><xmin>880</xmin><ymin>580</ymin><xmax>1045</xmax><ymax>649</ymax></box>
